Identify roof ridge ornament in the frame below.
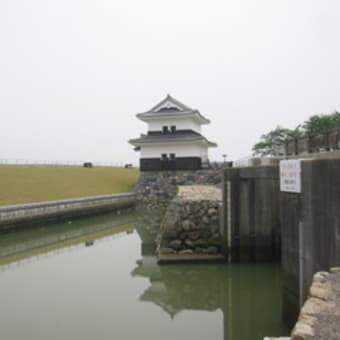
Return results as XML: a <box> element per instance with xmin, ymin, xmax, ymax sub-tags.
<box><xmin>150</xmin><ymin>94</ymin><xmax>193</xmax><ymax>113</ymax></box>
<box><xmin>136</xmin><ymin>96</ymin><xmax>210</xmax><ymax>124</ymax></box>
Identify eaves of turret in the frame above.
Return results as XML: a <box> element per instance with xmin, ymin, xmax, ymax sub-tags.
<box><xmin>128</xmin><ymin>131</ymin><xmax>217</xmax><ymax>147</ymax></box>
<box><xmin>136</xmin><ymin>110</ymin><xmax>210</xmax><ymax>124</ymax></box>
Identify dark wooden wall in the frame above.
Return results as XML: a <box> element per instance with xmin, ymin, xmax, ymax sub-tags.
<box><xmin>140</xmin><ymin>157</ymin><xmax>202</xmax><ymax>171</ymax></box>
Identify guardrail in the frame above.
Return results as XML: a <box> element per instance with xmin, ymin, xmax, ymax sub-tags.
<box><xmin>0</xmin><ymin>159</ymin><xmax>128</xmax><ymax>168</ymax></box>
<box><xmin>286</xmin><ymin>128</ymin><xmax>340</xmax><ymax>156</ymax></box>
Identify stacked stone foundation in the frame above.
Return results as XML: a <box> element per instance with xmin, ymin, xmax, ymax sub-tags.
<box><xmin>157</xmin><ymin>185</ymin><xmax>223</xmax><ymax>262</ymax></box>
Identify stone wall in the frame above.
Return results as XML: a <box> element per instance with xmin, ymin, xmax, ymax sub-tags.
<box><xmin>0</xmin><ymin>193</ymin><xmax>135</xmax><ymax>231</ymax></box>
<box><xmin>134</xmin><ymin>170</ymin><xmax>222</xmax><ymax>212</ymax></box>
<box><xmin>291</xmin><ymin>267</ymin><xmax>340</xmax><ymax>340</ymax></box>
<box><xmin>133</xmin><ymin>170</ymin><xmax>222</xmax><ymax>254</ymax></box>
<box><xmin>157</xmin><ymin>186</ymin><xmax>222</xmax><ymax>258</ymax></box>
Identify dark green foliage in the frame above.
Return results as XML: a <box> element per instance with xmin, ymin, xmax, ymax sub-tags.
<box><xmin>252</xmin><ymin>110</ymin><xmax>340</xmax><ymax>156</ymax></box>
<box><xmin>302</xmin><ymin>111</ymin><xmax>340</xmax><ymax>135</ymax></box>
<box><xmin>252</xmin><ymin>126</ymin><xmax>302</xmax><ymax>156</ymax></box>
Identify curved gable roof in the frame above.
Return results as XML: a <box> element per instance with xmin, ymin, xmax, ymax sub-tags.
<box><xmin>136</xmin><ymin>94</ymin><xmax>210</xmax><ymax>124</ymax></box>
<box><xmin>150</xmin><ymin>94</ymin><xmax>193</xmax><ymax>112</ymax></box>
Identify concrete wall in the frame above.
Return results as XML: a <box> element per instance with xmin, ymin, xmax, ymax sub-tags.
<box><xmin>280</xmin><ymin>158</ymin><xmax>340</xmax><ymax>326</ymax></box>
<box><xmin>221</xmin><ymin>160</ymin><xmax>340</xmax><ymax>328</ymax></box>
<box><xmin>0</xmin><ymin>193</ymin><xmax>135</xmax><ymax>231</ymax></box>
<box><xmin>222</xmin><ymin>166</ymin><xmax>281</xmax><ymax>263</ymax></box>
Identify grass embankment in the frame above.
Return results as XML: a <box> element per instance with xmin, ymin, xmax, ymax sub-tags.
<box><xmin>0</xmin><ymin>167</ymin><xmax>140</xmax><ymax>206</ymax></box>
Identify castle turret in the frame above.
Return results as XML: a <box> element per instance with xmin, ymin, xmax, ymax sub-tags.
<box><xmin>129</xmin><ymin>94</ymin><xmax>217</xmax><ymax>171</ymax></box>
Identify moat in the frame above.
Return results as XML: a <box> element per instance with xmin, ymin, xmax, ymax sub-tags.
<box><xmin>0</xmin><ymin>212</ymin><xmax>288</xmax><ymax>340</ymax></box>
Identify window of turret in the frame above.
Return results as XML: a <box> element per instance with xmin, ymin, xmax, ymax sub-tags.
<box><xmin>162</xmin><ymin>126</ymin><xmax>169</xmax><ymax>133</ymax></box>
<box><xmin>170</xmin><ymin>126</ymin><xmax>176</xmax><ymax>133</ymax></box>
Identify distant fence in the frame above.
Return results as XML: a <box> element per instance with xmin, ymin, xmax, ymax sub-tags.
<box><xmin>233</xmin><ymin>155</ymin><xmax>280</xmax><ymax>168</ymax></box>
<box><xmin>0</xmin><ymin>158</ymin><xmax>129</xmax><ymax>168</ymax></box>
<box><xmin>234</xmin><ymin>128</ymin><xmax>340</xmax><ymax>164</ymax></box>
<box><xmin>285</xmin><ymin>128</ymin><xmax>340</xmax><ymax>156</ymax></box>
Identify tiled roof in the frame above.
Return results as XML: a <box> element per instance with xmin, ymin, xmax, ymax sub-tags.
<box><xmin>129</xmin><ymin>130</ymin><xmax>217</xmax><ymax>147</ymax></box>
<box><xmin>136</xmin><ymin>95</ymin><xmax>210</xmax><ymax>124</ymax></box>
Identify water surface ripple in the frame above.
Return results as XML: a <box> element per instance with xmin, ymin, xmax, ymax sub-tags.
<box><xmin>0</xmin><ymin>213</ymin><xmax>288</xmax><ymax>340</ymax></box>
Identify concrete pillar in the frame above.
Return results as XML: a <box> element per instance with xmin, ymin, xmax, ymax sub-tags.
<box><xmin>223</xmin><ymin>166</ymin><xmax>280</xmax><ymax>263</ymax></box>
<box><xmin>222</xmin><ymin>168</ymin><xmax>241</xmax><ymax>262</ymax></box>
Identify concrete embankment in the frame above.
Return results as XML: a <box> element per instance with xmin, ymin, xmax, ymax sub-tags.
<box><xmin>281</xmin><ymin>158</ymin><xmax>340</xmax><ymax>326</ymax></box>
<box><xmin>222</xmin><ymin>166</ymin><xmax>281</xmax><ymax>262</ymax></box>
<box><xmin>221</xmin><ymin>159</ymin><xmax>340</xmax><ymax>328</ymax></box>
<box><xmin>0</xmin><ymin>193</ymin><xmax>135</xmax><ymax>231</ymax></box>
<box><xmin>222</xmin><ymin>166</ymin><xmax>281</xmax><ymax>263</ymax></box>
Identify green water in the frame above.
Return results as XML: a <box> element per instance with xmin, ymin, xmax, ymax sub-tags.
<box><xmin>0</xmin><ymin>213</ymin><xmax>288</xmax><ymax>340</ymax></box>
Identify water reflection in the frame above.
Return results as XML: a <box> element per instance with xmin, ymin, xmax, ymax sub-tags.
<box><xmin>132</xmin><ymin>253</ymin><xmax>288</xmax><ymax>340</ymax></box>
<box><xmin>0</xmin><ymin>211</ymin><xmax>136</xmax><ymax>269</ymax></box>
<box><xmin>135</xmin><ymin>211</ymin><xmax>164</xmax><ymax>254</ymax></box>
<box><xmin>0</xmin><ymin>212</ymin><xmax>288</xmax><ymax>340</ymax></box>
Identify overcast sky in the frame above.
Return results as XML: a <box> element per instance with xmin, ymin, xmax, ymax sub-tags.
<box><xmin>1</xmin><ymin>0</ymin><xmax>339</xmax><ymax>165</ymax></box>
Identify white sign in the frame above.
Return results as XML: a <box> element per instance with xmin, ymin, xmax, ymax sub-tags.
<box><xmin>280</xmin><ymin>160</ymin><xmax>302</xmax><ymax>193</ymax></box>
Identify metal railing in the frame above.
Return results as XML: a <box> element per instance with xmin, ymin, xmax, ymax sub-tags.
<box><xmin>0</xmin><ymin>158</ymin><xmax>128</xmax><ymax>168</ymax></box>
<box><xmin>285</xmin><ymin>128</ymin><xmax>340</xmax><ymax>156</ymax></box>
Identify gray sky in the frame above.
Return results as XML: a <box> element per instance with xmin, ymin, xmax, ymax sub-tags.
<box><xmin>1</xmin><ymin>0</ymin><xmax>339</xmax><ymax>165</ymax></box>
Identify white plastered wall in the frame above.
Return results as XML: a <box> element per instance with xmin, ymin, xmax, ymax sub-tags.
<box><xmin>140</xmin><ymin>142</ymin><xmax>209</xmax><ymax>159</ymax></box>
<box><xmin>147</xmin><ymin>117</ymin><xmax>201</xmax><ymax>133</ymax></box>
<box><xmin>200</xmin><ymin>147</ymin><xmax>208</xmax><ymax>162</ymax></box>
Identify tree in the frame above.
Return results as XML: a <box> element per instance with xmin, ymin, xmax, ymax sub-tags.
<box><xmin>252</xmin><ymin>110</ymin><xmax>340</xmax><ymax>156</ymax></box>
<box><xmin>252</xmin><ymin>126</ymin><xmax>301</xmax><ymax>156</ymax></box>
<box><xmin>302</xmin><ymin>111</ymin><xmax>340</xmax><ymax>135</ymax></box>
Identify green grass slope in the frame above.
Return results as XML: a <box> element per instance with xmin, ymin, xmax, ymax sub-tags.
<box><xmin>0</xmin><ymin>167</ymin><xmax>140</xmax><ymax>206</ymax></box>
